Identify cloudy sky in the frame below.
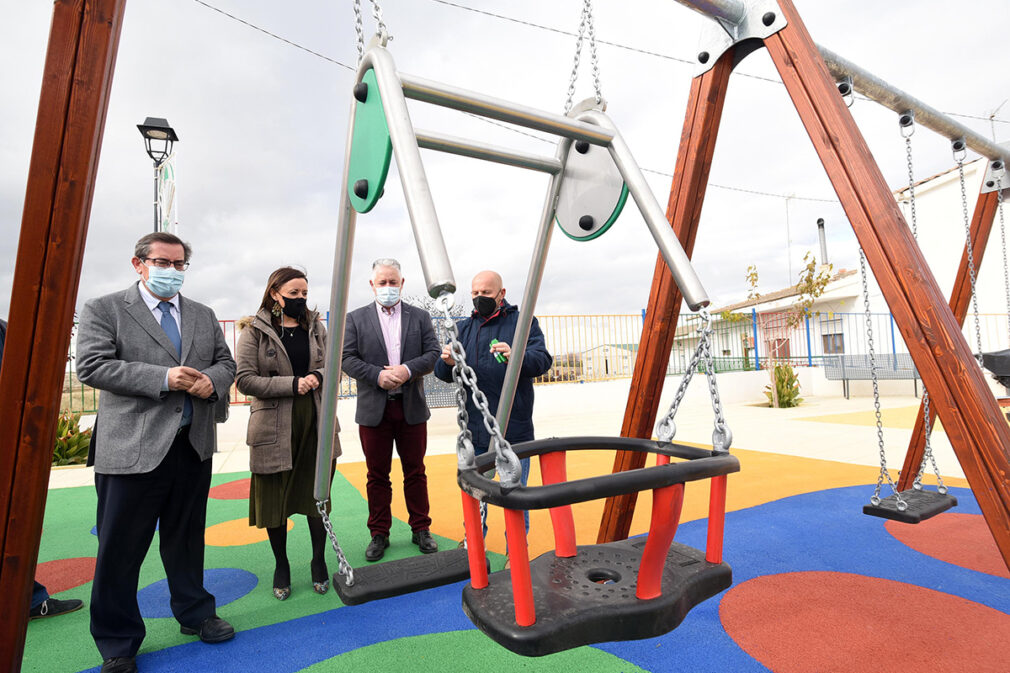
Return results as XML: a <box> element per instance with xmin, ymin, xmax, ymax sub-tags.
<box><xmin>2</xmin><ymin>0</ymin><xmax>1008</xmax><ymax>322</ymax></box>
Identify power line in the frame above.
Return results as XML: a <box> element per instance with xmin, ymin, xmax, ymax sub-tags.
<box><xmin>427</xmin><ymin>0</ymin><xmax>1010</xmax><ymax>126</ymax></box>
<box><xmin>191</xmin><ymin>0</ymin><xmax>354</xmax><ymax>71</ymax></box>
<box><xmin>193</xmin><ymin>1</ymin><xmax>1010</xmax><ymax>205</ymax></box>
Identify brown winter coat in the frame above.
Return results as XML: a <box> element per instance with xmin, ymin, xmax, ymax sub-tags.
<box><xmin>236</xmin><ymin>308</ymin><xmax>341</xmax><ymax>474</ymax></box>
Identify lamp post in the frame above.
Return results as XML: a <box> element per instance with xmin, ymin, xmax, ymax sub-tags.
<box><xmin>137</xmin><ymin>117</ymin><xmax>178</xmax><ymax>232</ymax></box>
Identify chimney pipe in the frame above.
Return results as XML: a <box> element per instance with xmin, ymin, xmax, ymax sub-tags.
<box><xmin>817</xmin><ymin>217</ymin><xmax>829</xmax><ymax>265</ymax></box>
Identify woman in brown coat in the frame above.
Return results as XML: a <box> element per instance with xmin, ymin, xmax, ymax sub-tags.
<box><xmin>236</xmin><ymin>267</ymin><xmax>341</xmax><ymax>600</ymax></box>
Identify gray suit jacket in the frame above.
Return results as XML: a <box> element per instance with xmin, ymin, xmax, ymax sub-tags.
<box><xmin>76</xmin><ymin>283</ymin><xmax>237</xmax><ymax>475</ymax></box>
<box><xmin>341</xmin><ymin>302</ymin><xmax>439</xmax><ymax>427</ymax></box>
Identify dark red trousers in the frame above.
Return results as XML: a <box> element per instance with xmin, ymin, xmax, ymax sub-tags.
<box><xmin>358</xmin><ymin>398</ymin><xmax>432</xmax><ymax>536</ymax></box>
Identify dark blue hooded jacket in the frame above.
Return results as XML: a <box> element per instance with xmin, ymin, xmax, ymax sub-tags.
<box><xmin>434</xmin><ymin>300</ymin><xmax>552</xmax><ymax>453</ymax></box>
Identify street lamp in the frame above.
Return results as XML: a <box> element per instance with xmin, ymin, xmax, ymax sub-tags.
<box><xmin>137</xmin><ymin>117</ymin><xmax>179</xmax><ymax>232</ymax></box>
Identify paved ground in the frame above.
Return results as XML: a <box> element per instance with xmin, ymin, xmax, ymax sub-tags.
<box><xmin>51</xmin><ymin>376</ymin><xmax>967</xmax><ymax>489</ymax></box>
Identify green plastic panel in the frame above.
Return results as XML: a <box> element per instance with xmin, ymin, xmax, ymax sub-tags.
<box><xmin>348</xmin><ymin>69</ymin><xmax>392</xmax><ymax>214</ymax></box>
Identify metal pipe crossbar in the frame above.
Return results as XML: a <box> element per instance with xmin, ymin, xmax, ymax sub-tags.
<box><xmin>415</xmin><ymin>129</ymin><xmax>563</xmax><ymax>174</ymax></box>
<box><xmin>673</xmin><ymin>0</ymin><xmax>1009</xmax><ymax>165</ymax></box>
<box><xmin>400</xmin><ymin>73</ymin><xmax>615</xmax><ymax>146</ymax></box>
<box><xmin>820</xmin><ymin>47</ymin><xmax>1008</xmax><ymax>165</ymax></box>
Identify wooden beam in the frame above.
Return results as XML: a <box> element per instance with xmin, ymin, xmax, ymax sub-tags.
<box><xmin>597</xmin><ymin>49</ymin><xmax>734</xmax><ymax>544</ymax></box>
<box><xmin>0</xmin><ymin>0</ymin><xmax>126</xmax><ymax>668</ymax></box>
<box><xmin>765</xmin><ymin>0</ymin><xmax>1010</xmax><ymax>569</ymax></box>
<box><xmin>897</xmin><ymin>188</ymin><xmax>1000</xmax><ymax>490</ymax></box>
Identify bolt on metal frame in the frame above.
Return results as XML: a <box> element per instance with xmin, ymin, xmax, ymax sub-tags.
<box><xmin>314</xmin><ymin>43</ymin><xmax>716</xmax><ymax>500</ymax></box>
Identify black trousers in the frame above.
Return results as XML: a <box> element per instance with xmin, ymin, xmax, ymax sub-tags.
<box><xmin>90</xmin><ymin>427</ymin><xmax>216</xmax><ymax>659</ymax></box>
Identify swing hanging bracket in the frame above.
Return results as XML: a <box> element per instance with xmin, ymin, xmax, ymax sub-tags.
<box><xmin>692</xmin><ymin>0</ymin><xmax>787</xmax><ymax>75</ymax></box>
<box><xmin>981</xmin><ymin>146</ymin><xmax>1009</xmax><ymax>194</ymax></box>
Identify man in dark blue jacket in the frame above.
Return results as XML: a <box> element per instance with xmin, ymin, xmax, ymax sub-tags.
<box><xmin>433</xmin><ymin>270</ymin><xmax>553</xmax><ymax>489</ymax></box>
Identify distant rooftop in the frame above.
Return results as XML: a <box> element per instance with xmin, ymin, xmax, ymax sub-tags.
<box><xmin>711</xmin><ymin>268</ymin><xmax>858</xmax><ymax>315</ymax></box>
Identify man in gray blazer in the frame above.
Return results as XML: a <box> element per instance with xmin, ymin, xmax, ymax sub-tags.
<box><xmin>342</xmin><ymin>258</ymin><xmax>440</xmax><ymax>562</ymax></box>
<box><xmin>76</xmin><ymin>232</ymin><xmax>236</xmax><ymax>673</ymax></box>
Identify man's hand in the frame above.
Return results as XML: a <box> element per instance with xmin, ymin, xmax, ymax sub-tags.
<box><xmin>167</xmin><ymin>366</ymin><xmax>202</xmax><ymax>391</ymax></box>
<box><xmin>377</xmin><ymin>369</ymin><xmax>400</xmax><ymax>390</ymax></box>
<box><xmin>489</xmin><ymin>340</ymin><xmax>511</xmax><ymax>360</ymax></box>
<box><xmin>187</xmin><ymin>373</ymin><xmax>215</xmax><ymax>399</ymax></box>
<box><xmin>440</xmin><ymin>344</ymin><xmax>455</xmax><ymax>367</ymax></box>
<box><xmin>385</xmin><ymin>364</ymin><xmax>409</xmax><ymax>384</ymax></box>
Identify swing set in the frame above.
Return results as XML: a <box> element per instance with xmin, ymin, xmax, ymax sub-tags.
<box><xmin>3</xmin><ymin>0</ymin><xmax>1010</xmax><ymax>668</ymax></box>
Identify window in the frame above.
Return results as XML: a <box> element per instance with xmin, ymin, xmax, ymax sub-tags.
<box><xmin>764</xmin><ymin>338</ymin><xmax>790</xmax><ymax>360</ymax></box>
<box><xmin>822</xmin><ymin>333</ymin><xmax>845</xmax><ymax>354</ymax></box>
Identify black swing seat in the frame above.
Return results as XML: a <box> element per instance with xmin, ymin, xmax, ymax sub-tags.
<box><xmin>462</xmin><ymin>538</ymin><xmax>731</xmax><ymax>657</ymax></box>
<box><xmin>459</xmin><ymin>437</ymin><xmax>740</xmax><ymax>657</ymax></box>
<box><xmin>333</xmin><ymin>548</ymin><xmax>487</xmax><ymax>605</ymax></box>
<box><xmin>981</xmin><ymin>349</ymin><xmax>1010</xmax><ymax>388</ymax></box>
<box><xmin>863</xmin><ymin>488</ymin><xmax>957</xmax><ymax>524</ymax></box>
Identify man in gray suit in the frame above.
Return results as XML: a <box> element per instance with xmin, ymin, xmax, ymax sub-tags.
<box><xmin>76</xmin><ymin>232</ymin><xmax>237</xmax><ymax>673</ymax></box>
<box><xmin>342</xmin><ymin>258</ymin><xmax>440</xmax><ymax>562</ymax></box>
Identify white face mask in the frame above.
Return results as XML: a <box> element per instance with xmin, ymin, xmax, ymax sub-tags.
<box><xmin>375</xmin><ymin>286</ymin><xmax>400</xmax><ymax>307</ymax></box>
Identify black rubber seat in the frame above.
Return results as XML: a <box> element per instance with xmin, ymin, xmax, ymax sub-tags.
<box><xmin>462</xmin><ymin>538</ymin><xmax>731</xmax><ymax>657</ymax></box>
<box><xmin>333</xmin><ymin>548</ymin><xmax>481</xmax><ymax>605</ymax></box>
<box><xmin>863</xmin><ymin>488</ymin><xmax>958</xmax><ymax>524</ymax></box>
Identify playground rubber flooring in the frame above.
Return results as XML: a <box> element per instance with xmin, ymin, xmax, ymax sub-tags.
<box><xmin>25</xmin><ymin>447</ymin><xmax>1010</xmax><ymax>673</ymax></box>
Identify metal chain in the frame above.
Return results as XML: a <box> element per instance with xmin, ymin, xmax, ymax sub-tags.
<box><xmin>655</xmin><ymin>310</ymin><xmax>732</xmax><ymax>452</ymax></box>
<box><xmin>353</xmin><ymin>0</ymin><xmax>365</xmax><ymax>65</ymax></box>
<box><xmin>353</xmin><ymin>0</ymin><xmax>390</xmax><ymax>66</ymax></box>
<box><xmin>861</xmin><ymin>249</ymin><xmax>906</xmax><ymax>510</ymax></box>
<box><xmin>436</xmin><ymin>294</ymin><xmax>523</xmax><ymax>487</ymax></box>
<box><xmin>955</xmin><ymin>145</ymin><xmax>984</xmax><ymax>360</ymax></box>
<box><xmin>316</xmin><ymin>499</ymin><xmax>355</xmax><ymax>586</ymax></box>
<box><xmin>900</xmin><ymin>115</ymin><xmax>943</xmax><ymax>490</ymax></box>
<box><xmin>997</xmin><ymin>170</ymin><xmax>1010</xmax><ymax>337</ymax></box>
<box><xmin>563</xmin><ymin>0</ymin><xmax>603</xmax><ymax>115</ymax></box>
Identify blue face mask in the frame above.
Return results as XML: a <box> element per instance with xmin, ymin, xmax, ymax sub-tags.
<box><xmin>375</xmin><ymin>286</ymin><xmax>400</xmax><ymax>307</ymax></box>
<box><xmin>146</xmin><ymin>265</ymin><xmax>185</xmax><ymax>298</ymax></box>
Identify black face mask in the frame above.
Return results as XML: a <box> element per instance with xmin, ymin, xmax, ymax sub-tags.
<box><xmin>473</xmin><ymin>295</ymin><xmax>498</xmax><ymax>318</ymax></box>
<box><xmin>282</xmin><ymin>297</ymin><xmax>307</xmax><ymax>319</ymax></box>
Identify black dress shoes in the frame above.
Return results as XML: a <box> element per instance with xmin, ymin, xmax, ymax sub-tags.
<box><xmin>100</xmin><ymin>657</ymin><xmax>137</xmax><ymax>673</ymax></box>
<box><xmin>365</xmin><ymin>534</ymin><xmax>389</xmax><ymax>561</ymax></box>
<box><xmin>180</xmin><ymin>615</ymin><xmax>235</xmax><ymax>643</ymax></box>
<box><xmin>412</xmin><ymin>529</ymin><xmax>438</xmax><ymax>554</ymax></box>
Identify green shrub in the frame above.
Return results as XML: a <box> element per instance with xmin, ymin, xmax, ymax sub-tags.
<box><xmin>764</xmin><ymin>364</ymin><xmax>803</xmax><ymax>408</ymax></box>
<box><xmin>53</xmin><ymin>410</ymin><xmax>91</xmax><ymax>466</ymax></box>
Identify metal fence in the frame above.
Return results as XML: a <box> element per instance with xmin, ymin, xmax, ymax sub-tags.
<box><xmin>62</xmin><ymin>310</ymin><xmax>1010</xmax><ymax>413</ymax></box>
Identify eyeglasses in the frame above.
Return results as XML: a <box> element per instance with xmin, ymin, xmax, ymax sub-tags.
<box><xmin>143</xmin><ymin>257</ymin><xmax>190</xmax><ymax>271</ymax></box>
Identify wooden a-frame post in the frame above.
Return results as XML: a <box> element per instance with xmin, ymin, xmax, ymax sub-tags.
<box><xmin>0</xmin><ymin>1</ymin><xmax>126</xmax><ymax>669</ymax></box>
<box><xmin>600</xmin><ymin>0</ymin><xmax>1010</xmax><ymax>571</ymax></box>
<box><xmin>597</xmin><ymin>48</ymin><xmax>735</xmax><ymax>543</ymax></box>
<box><xmin>897</xmin><ymin>187</ymin><xmax>1002</xmax><ymax>490</ymax></box>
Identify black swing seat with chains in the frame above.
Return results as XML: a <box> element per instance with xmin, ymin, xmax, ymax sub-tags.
<box><xmin>456</xmin><ymin>436</ymin><xmax>739</xmax><ymax>657</ymax></box>
<box><xmin>332</xmin><ymin>547</ymin><xmax>479</xmax><ymax>606</ymax></box>
<box><xmin>862</xmin><ymin>489</ymin><xmax>957</xmax><ymax>524</ymax></box>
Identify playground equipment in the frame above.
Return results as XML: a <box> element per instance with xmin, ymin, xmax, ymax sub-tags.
<box><xmin>595</xmin><ymin>0</ymin><xmax>1010</xmax><ymax>574</ymax></box>
<box><xmin>309</xmin><ymin>0</ymin><xmax>738</xmax><ymax>654</ymax></box>
<box><xmin>860</xmin><ymin>113</ymin><xmax>956</xmax><ymax>524</ymax></box>
<box><xmin>4</xmin><ymin>0</ymin><xmax>1010</xmax><ymax>669</ymax></box>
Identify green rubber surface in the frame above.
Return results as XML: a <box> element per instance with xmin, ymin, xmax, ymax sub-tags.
<box><xmin>348</xmin><ymin>69</ymin><xmax>392</xmax><ymax>213</ymax></box>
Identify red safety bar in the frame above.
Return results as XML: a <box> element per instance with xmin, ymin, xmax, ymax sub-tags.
<box><xmin>539</xmin><ymin>452</ymin><xmax>576</xmax><ymax>558</ymax></box>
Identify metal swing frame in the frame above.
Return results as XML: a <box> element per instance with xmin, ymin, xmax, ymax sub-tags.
<box><xmin>312</xmin><ymin>39</ymin><xmax>722</xmax><ymax>601</ymax></box>
<box><xmin>598</xmin><ymin>0</ymin><xmax>1010</xmax><ymax>574</ymax></box>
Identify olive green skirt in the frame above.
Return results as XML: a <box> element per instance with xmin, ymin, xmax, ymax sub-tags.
<box><xmin>249</xmin><ymin>394</ymin><xmax>333</xmax><ymax>529</ymax></box>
